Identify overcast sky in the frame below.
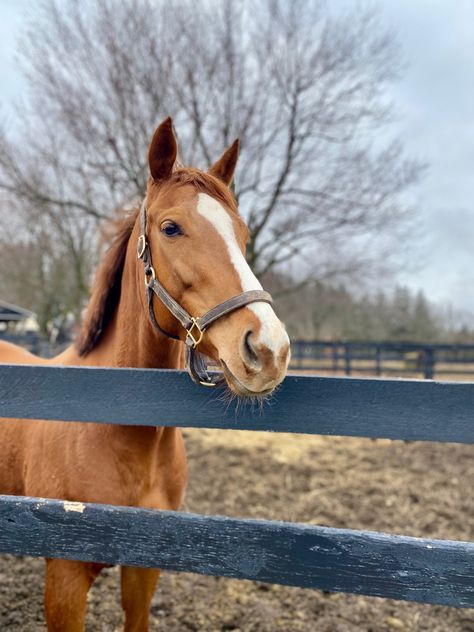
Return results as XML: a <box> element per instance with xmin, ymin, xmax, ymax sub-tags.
<box><xmin>0</xmin><ymin>0</ymin><xmax>473</xmax><ymax>314</ymax></box>
<box><xmin>380</xmin><ymin>0</ymin><xmax>474</xmax><ymax>316</ymax></box>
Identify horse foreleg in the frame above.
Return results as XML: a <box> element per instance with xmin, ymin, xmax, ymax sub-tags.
<box><xmin>120</xmin><ymin>566</ymin><xmax>161</xmax><ymax>632</ymax></box>
<box><xmin>44</xmin><ymin>559</ymin><xmax>103</xmax><ymax>632</ymax></box>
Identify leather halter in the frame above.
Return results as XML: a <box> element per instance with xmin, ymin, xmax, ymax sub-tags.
<box><xmin>137</xmin><ymin>202</ymin><xmax>273</xmax><ymax>387</ymax></box>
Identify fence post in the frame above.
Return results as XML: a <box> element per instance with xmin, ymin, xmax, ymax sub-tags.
<box><xmin>332</xmin><ymin>343</ymin><xmax>338</xmax><ymax>373</ymax></box>
<box><xmin>375</xmin><ymin>345</ymin><xmax>382</xmax><ymax>376</ymax></box>
<box><xmin>344</xmin><ymin>344</ymin><xmax>352</xmax><ymax>376</ymax></box>
<box><xmin>424</xmin><ymin>347</ymin><xmax>435</xmax><ymax>379</ymax></box>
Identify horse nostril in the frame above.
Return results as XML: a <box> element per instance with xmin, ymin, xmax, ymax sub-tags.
<box><xmin>242</xmin><ymin>330</ymin><xmax>261</xmax><ymax>369</ymax></box>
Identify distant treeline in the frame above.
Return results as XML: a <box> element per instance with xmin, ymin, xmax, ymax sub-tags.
<box><xmin>270</xmin><ymin>278</ymin><xmax>474</xmax><ymax>343</ymax></box>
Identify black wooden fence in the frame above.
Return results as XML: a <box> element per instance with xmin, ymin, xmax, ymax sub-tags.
<box><xmin>291</xmin><ymin>340</ymin><xmax>474</xmax><ymax>379</ymax></box>
<box><xmin>0</xmin><ymin>365</ymin><xmax>473</xmax><ymax>608</ymax></box>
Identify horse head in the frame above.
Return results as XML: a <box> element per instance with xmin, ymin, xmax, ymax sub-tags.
<box><xmin>140</xmin><ymin>118</ymin><xmax>290</xmax><ymax>396</ymax></box>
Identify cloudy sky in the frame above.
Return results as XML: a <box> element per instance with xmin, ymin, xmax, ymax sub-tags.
<box><xmin>380</xmin><ymin>0</ymin><xmax>474</xmax><ymax>315</ymax></box>
<box><xmin>0</xmin><ymin>0</ymin><xmax>473</xmax><ymax>314</ymax></box>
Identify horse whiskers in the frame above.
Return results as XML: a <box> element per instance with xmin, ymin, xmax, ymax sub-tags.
<box><xmin>215</xmin><ymin>384</ymin><xmax>239</xmax><ymax>414</ymax></box>
<box><xmin>215</xmin><ymin>383</ymin><xmax>274</xmax><ymax>418</ymax></box>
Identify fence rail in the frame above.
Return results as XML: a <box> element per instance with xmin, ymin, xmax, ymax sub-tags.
<box><xmin>290</xmin><ymin>340</ymin><xmax>474</xmax><ymax>379</ymax></box>
<box><xmin>0</xmin><ymin>364</ymin><xmax>473</xmax><ymax>608</ymax></box>
<box><xmin>1</xmin><ymin>365</ymin><xmax>473</xmax><ymax>443</ymax></box>
<box><xmin>0</xmin><ymin>495</ymin><xmax>472</xmax><ymax>608</ymax></box>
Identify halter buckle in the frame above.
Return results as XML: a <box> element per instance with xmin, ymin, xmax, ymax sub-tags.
<box><xmin>137</xmin><ymin>235</ymin><xmax>147</xmax><ymax>259</ymax></box>
<box><xmin>144</xmin><ymin>265</ymin><xmax>156</xmax><ymax>286</ymax></box>
<box><xmin>185</xmin><ymin>318</ymin><xmax>205</xmax><ymax>349</ymax></box>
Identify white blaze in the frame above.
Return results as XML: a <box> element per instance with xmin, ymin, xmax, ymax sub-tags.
<box><xmin>196</xmin><ymin>193</ymin><xmax>289</xmax><ymax>357</ymax></box>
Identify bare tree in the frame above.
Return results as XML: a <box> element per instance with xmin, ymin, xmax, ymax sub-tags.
<box><xmin>0</xmin><ymin>189</ymin><xmax>94</xmax><ymax>334</ymax></box>
<box><xmin>0</xmin><ymin>0</ymin><xmax>423</xmax><ymax>321</ymax></box>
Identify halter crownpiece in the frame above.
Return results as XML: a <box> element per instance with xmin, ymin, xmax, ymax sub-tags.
<box><xmin>137</xmin><ymin>202</ymin><xmax>273</xmax><ymax>387</ymax></box>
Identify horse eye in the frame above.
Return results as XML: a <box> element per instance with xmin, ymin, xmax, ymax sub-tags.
<box><xmin>161</xmin><ymin>221</ymin><xmax>182</xmax><ymax>237</ymax></box>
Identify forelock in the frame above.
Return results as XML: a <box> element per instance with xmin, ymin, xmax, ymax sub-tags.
<box><xmin>158</xmin><ymin>168</ymin><xmax>238</xmax><ymax>213</ymax></box>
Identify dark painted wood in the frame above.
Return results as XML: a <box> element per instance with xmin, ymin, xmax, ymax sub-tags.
<box><xmin>0</xmin><ymin>495</ymin><xmax>472</xmax><ymax>607</ymax></box>
<box><xmin>1</xmin><ymin>365</ymin><xmax>473</xmax><ymax>443</ymax></box>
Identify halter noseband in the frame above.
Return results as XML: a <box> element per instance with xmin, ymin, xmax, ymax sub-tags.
<box><xmin>137</xmin><ymin>202</ymin><xmax>273</xmax><ymax>387</ymax></box>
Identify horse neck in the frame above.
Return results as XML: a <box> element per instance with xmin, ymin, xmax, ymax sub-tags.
<box><xmin>51</xmin><ymin>224</ymin><xmax>185</xmax><ymax>458</ymax></box>
<box><xmin>70</xmin><ymin>298</ymin><xmax>182</xmax><ymax>462</ymax></box>
<box><xmin>116</xmin><ymin>247</ymin><xmax>184</xmax><ymax>370</ymax></box>
<box><xmin>76</xmin><ymin>231</ymin><xmax>183</xmax><ymax>371</ymax></box>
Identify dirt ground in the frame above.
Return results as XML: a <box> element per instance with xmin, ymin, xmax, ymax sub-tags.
<box><xmin>0</xmin><ymin>428</ymin><xmax>472</xmax><ymax>631</ymax></box>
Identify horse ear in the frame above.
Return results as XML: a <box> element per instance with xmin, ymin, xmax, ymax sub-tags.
<box><xmin>148</xmin><ymin>117</ymin><xmax>177</xmax><ymax>181</ymax></box>
<box><xmin>209</xmin><ymin>139</ymin><xmax>240</xmax><ymax>186</ymax></box>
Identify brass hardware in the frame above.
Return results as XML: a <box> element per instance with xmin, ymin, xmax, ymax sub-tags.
<box><xmin>137</xmin><ymin>235</ymin><xmax>147</xmax><ymax>259</ymax></box>
<box><xmin>186</xmin><ymin>317</ymin><xmax>205</xmax><ymax>348</ymax></box>
<box><xmin>144</xmin><ymin>266</ymin><xmax>156</xmax><ymax>286</ymax></box>
<box><xmin>199</xmin><ymin>379</ymin><xmax>217</xmax><ymax>387</ymax></box>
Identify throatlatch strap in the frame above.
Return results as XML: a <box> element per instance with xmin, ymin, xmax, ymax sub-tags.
<box><xmin>146</xmin><ymin>285</ymin><xmax>180</xmax><ymax>341</ymax></box>
<box><xmin>148</xmin><ymin>278</ymin><xmax>193</xmax><ymax>330</ymax></box>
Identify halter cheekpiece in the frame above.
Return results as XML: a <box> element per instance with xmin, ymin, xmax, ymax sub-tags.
<box><xmin>137</xmin><ymin>202</ymin><xmax>273</xmax><ymax>387</ymax></box>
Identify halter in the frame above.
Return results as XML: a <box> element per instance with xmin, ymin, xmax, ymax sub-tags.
<box><xmin>137</xmin><ymin>202</ymin><xmax>273</xmax><ymax>387</ymax></box>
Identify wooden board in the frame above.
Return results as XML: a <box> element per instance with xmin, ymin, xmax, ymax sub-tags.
<box><xmin>1</xmin><ymin>365</ymin><xmax>473</xmax><ymax>443</ymax></box>
<box><xmin>0</xmin><ymin>495</ymin><xmax>472</xmax><ymax>607</ymax></box>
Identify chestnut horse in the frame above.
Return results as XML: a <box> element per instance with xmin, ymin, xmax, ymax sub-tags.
<box><xmin>0</xmin><ymin>118</ymin><xmax>290</xmax><ymax>632</ymax></box>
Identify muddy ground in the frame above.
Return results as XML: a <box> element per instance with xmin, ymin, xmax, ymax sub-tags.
<box><xmin>0</xmin><ymin>429</ymin><xmax>472</xmax><ymax>631</ymax></box>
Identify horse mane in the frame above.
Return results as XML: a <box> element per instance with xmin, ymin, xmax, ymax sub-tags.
<box><xmin>76</xmin><ymin>168</ymin><xmax>237</xmax><ymax>356</ymax></box>
<box><xmin>76</xmin><ymin>208</ymin><xmax>139</xmax><ymax>356</ymax></box>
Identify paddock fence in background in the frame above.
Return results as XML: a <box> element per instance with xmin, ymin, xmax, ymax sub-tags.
<box><xmin>3</xmin><ymin>333</ymin><xmax>474</xmax><ymax>379</ymax></box>
<box><xmin>290</xmin><ymin>340</ymin><xmax>474</xmax><ymax>379</ymax></box>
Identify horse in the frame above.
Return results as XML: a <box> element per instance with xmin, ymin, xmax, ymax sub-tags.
<box><xmin>0</xmin><ymin>117</ymin><xmax>290</xmax><ymax>632</ymax></box>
